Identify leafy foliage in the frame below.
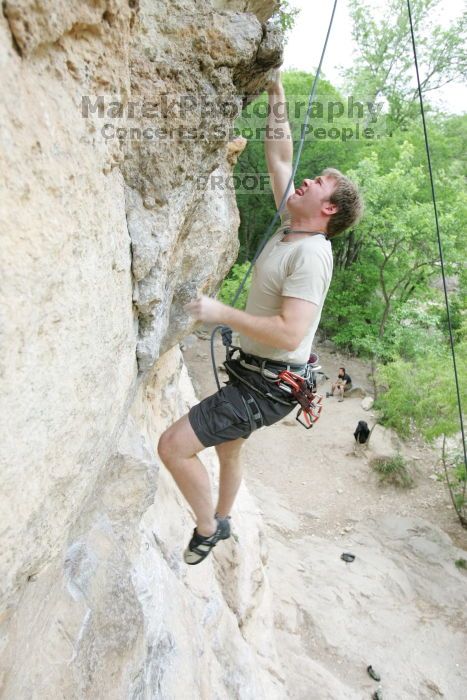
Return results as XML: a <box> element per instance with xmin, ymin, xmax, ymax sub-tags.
<box><xmin>218</xmin><ymin>262</ymin><xmax>252</xmax><ymax>310</ymax></box>
<box><xmin>345</xmin><ymin>0</ymin><xmax>467</xmax><ymax>129</ymax></box>
<box><xmin>271</xmin><ymin>1</ymin><xmax>300</xmax><ymax>34</ymax></box>
<box><xmin>320</xmin><ymin>140</ymin><xmax>464</xmax><ymax>358</ymax></box>
<box><xmin>374</xmin><ymin>333</ymin><xmax>467</xmax><ymax>441</ymax></box>
<box><xmin>371</xmin><ymin>454</ymin><xmax>414</xmax><ymax>488</ymax></box>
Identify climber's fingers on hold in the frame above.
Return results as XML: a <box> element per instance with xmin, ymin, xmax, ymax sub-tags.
<box><xmin>264</xmin><ymin>67</ymin><xmax>282</xmax><ymax>92</ymax></box>
<box><xmin>184</xmin><ymin>297</ymin><xmax>199</xmax><ymax>312</ymax></box>
<box><xmin>184</xmin><ymin>295</ymin><xmax>209</xmax><ymax>320</ymax></box>
<box><xmin>184</xmin><ymin>295</ymin><xmax>225</xmax><ymax>324</ymax></box>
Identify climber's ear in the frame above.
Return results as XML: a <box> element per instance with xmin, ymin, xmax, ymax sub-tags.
<box><xmin>322</xmin><ymin>201</ymin><xmax>338</xmax><ymax>216</ymax></box>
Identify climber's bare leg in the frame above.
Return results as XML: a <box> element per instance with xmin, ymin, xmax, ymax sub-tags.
<box><xmin>158</xmin><ymin>415</ymin><xmax>217</xmax><ymax>537</ymax></box>
<box><xmin>214</xmin><ymin>438</ymin><xmax>245</xmax><ymax>518</ymax></box>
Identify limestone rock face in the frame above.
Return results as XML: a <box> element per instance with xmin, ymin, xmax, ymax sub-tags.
<box><xmin>1</xmin><ymin>349</ymin><xmax>283</xmax><ymax>698</ymax></box>
<box><xmin>0</xmin><ymin>0</ymin><xmax>283</xmax><ymax>696</ymax></box>
<box><xmin>212</xmin><ymin>0</ymin><xmax>280</xmax><ymax>23</ymax></box>
<box><xmin>121</xmin><ymin>1</ymin><xmax>282</xmax><ymax>370</ymax></box>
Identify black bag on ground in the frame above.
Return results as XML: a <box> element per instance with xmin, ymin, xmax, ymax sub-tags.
<box><xmin>354</xmin><ymin>420</ymin><xmax>370</xmax><ymax>444</ymax></box>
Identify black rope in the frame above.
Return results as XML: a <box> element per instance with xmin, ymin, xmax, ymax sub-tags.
<box><xmin>210</xmin><ymin>0</ymin><xmax>339</xmax><ymax>389</ymax></box>
<box><xmin>406</xmin><ymin>0</ymin><xmax>466</xmax><ymax>469</ymax></box>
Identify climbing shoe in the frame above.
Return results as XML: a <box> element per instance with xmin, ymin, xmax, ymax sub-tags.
<box><xmin>183</xmin><ymin>515</ymin><xmax>231</xmax><ymax>565</ymax></box>
<box><xmin>214</xmin><ymin>512</ymin><xmax>232</xmax><ymax>539</ymax></box>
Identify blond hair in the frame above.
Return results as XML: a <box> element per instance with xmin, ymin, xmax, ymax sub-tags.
<box><xmin>321</xmin><ymin>167</ymin><xmax>364</xmax><ymax>238</ymax></box>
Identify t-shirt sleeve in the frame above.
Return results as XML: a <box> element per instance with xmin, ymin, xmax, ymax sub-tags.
<box><xmin>282</xmin><ymin>245</ymin><xmax>329</xmax><ymax>305</ymax></box>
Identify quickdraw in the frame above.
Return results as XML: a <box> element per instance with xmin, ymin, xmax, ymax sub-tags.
<box><xmin>275</xmin><ymin>370</ymin><xmax>323</xmax><ymax>429</ymax></box>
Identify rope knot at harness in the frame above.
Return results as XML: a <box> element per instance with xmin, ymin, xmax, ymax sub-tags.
<box><xmin>220</xmin><ymin>326</ymin><xmax>233</xmax><ymax>347</ymax></box>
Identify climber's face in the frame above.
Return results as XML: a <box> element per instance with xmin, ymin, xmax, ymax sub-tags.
<box><xmin>287</xmin><ymin>174</ymin><xmax>337</xmax><ymax>219</ymax></box>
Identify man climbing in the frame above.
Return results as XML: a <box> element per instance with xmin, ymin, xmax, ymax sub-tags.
<box><xmin>157</xmin><ymin>71</ymin><xmax>364</xmax><ymax>564</ymax></box>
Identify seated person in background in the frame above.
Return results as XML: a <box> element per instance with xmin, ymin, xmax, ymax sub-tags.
<box><xmin>328</xmin><ymin>367</ymin><xmax>352</xmax><ymax>402</ymax></box>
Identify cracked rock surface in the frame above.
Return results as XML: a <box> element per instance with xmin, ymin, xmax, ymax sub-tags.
<box><xmin>0</xmin><ymin>1</ymin><xmax>283</xmax><ymax>697</ymax></box>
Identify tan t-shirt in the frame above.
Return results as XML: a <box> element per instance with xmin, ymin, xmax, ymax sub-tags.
<box><xmin>239</xmin><ymin>212</ymin><xmax>333</xmax><ymax>364</ymax></box>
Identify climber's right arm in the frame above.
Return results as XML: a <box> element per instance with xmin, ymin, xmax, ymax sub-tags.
<box><xmin>185</xmin><ymin>295</ymin><xmax>316</xmax><ymax>353</ymax></box>
<box><xmin>264</xmin><ymin>71</ymin><xmax>295</xmax><ymax>210</ymax></box>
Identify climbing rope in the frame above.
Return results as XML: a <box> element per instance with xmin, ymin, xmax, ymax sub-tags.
<box><xmin>406</xmin><ymin>0</ymin><xmax>466</xmax><ymax>470</ymax></box>
<box><xmin>210</xmin><ymin>0</ymin><xmax>339</xmax><ymax>390</ymax></box>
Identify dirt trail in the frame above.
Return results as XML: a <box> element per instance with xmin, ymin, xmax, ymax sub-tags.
<box><xmin>183</xmin><ymin>333</ymin><xmax>467</xmax><ymax>699</ymax></box>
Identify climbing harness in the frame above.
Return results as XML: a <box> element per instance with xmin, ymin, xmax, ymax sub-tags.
<box><xmin>223</xmin><ymin>347</ymin><xmax>323</xmax><ymax>430</ymax></box>
<box><xmin>241</xmin><ymin>392</ymin><xmax>264</xmax><ymax>432</ymax></box>
<box><xmin>207</xmin><ymin>0</ymin><xmax>339</xmax><ymax>429</ymax></box>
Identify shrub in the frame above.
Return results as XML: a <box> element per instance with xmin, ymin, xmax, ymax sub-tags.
<box><xmin>375</xmin><ymin>337</ymin><xmax>467</xmax><ymax>441</ymax></box>
<box><xmin>371</xmin><ymin>454</ymin><xmax>414</xmax><ymax>488</ymax></box>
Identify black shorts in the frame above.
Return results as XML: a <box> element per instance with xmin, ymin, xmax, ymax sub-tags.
<box><xmin>188</xmin><ymin>358</ymin><xmax>297</xmax><ymax>447</ymax></box>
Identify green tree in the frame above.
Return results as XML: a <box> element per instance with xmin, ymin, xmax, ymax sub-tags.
<box><xmin>375</xmin><ymin>334</ymin><xmax>466</xmax><ymax>441</ymax></box>
<box><xmin>321</xmin><ymin>140</ymin><xmax>463</xmax><ymax>356</ymax></box>
<box><xmin>375</xmin><ymin>333</ymin><xmax>467</xmax><ymax>528</ymax></box>
<box><xmin>271</xmin><ymin>1</ymin><xmax>300</xmax><ymax>34</ymax></box>
<box><xmin>344</xmin><ymin>0</ymin><xmax>467</xmax><ymax>130</ymax></box>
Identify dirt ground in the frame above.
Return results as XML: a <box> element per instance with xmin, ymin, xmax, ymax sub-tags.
<box><xmin>182</xmin><ymin>331</ymin><xmax>467</xmax><ymax>699</ymax></box>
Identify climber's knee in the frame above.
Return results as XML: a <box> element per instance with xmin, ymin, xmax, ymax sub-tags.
<box><xmin>157</xmin><ymin>414</ymin><xmax>205</xmax><ymax>464</ymax></box>
<box><xmin>157</xmin><ymin>430</ymin><xmax>172</xmax><ymax>465</ymax></box>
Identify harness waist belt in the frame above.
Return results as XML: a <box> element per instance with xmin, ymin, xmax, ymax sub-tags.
<box><xmin>238</xmin><ymin>350</ymin><xmax>307</xmax><ymax>377</ymax></box>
